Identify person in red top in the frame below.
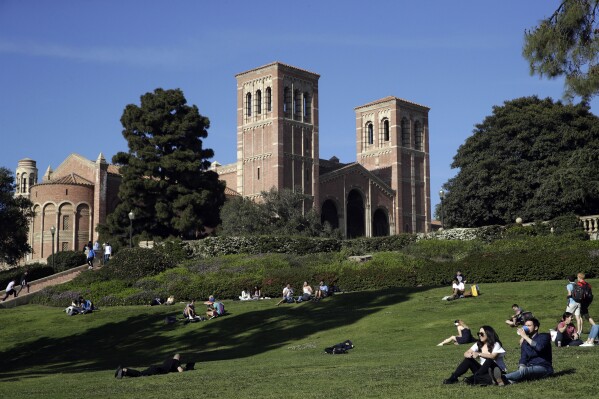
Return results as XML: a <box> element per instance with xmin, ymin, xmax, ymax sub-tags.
<box><xmin>555</xmin><ymin>312</ymin><xmax>582</xmax><ymax>346</ymax></box>
<box><xmin>577</xmin><ymin>273</ymin><xmax>595</xmax><ymax>334</ymax></box>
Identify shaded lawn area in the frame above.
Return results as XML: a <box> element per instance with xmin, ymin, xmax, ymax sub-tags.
<box><xmin>0</xmin><ymin>280</ymin><xmax>597</xmax><ymax>398</ymax></box>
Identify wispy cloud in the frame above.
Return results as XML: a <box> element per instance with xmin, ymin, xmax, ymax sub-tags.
<box><xmin>0</xmin><ymin>38</ymin><xmax>204</xmax><ymax>69</ymax></box>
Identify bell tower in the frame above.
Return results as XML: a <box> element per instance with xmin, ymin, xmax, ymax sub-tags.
<box><xmin>235</xmin><ymin>62</ymin><xmax>320</xmax><ymax>207</ymax></box>
<box><xmin>15</xmin><ymin>158</ymin><xmax>38</xmax><ymax>200</ymax></box>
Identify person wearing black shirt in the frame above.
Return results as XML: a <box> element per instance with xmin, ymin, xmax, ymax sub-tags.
<box><xmin>115</xmin><ymin>353</ymin><xmax>193</xmax><ymax>378</ymax></box>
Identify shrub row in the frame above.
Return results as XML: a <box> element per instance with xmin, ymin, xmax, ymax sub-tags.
<box><xmin>46</xmin><ymin>251</ymin><xmax>87</xmax><ymax>272</ymax></box>
<box><xmin>0</xmin><ymin>263</ymin><xmax>54</xmax><ymax>289</ymax></box>
<box><xmin>29</xmin><ymin>236</ymin><xmax>599</xmax><ymax>307</ymax></box>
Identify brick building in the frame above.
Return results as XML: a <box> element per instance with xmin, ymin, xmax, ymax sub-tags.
<box><xmin>214</xmin><ymin>62</ymin><xmax>431</xmax><ymax>236</ymax></box>
<box><xmin>15</xmin><ymin>153</ymin><xmax>121</xmax><ymax>261</ymax></box>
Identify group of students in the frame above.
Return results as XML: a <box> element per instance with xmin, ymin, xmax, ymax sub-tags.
<box><xmin>437</xmin><ymin>271</ymin><xmax>596</xmax><ymax>386</ymax></box>
<box><xmin>276</xmin><ymin>280</ymin><xmax>330</xmax><ymax>306</ymax></box>
<box><xmin>238</xmin><ymin>286</ymin><xmax>266</xmax><ymax>301</ymax></box>
<box><xmin>182</xmin><ymin>296</ymin><xmax>225</xmax><ymax>322</ymax></box>
<box><xmin>83</xmin><ymin>240</ymin><xmax>112</xmax><ymax>268</ymax></box>
<box><xmin>65</xmin><ymin>296</ymin><xmax>96</xmax><ymax>315</ymax></box>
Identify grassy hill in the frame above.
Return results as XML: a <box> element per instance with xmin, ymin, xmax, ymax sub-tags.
<box><xmin>1</xmin><ymin>278</ymin><xmax>597</xmax><ymax>398</ymax></box>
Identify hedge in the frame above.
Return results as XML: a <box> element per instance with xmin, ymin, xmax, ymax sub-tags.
<box><xmin>46</xmin><ymin>251</ymin><xmax>86</xmax><ymax>272</ymax></box>
<box><xmin>28</xmin><ymin>236</ymin><xmax>599</xmax><ymax>307</ymax></box>
<box><xmin>0</xmin><ymin>263</ymin><xmax>54</xmax><ymax>288</ymax></box>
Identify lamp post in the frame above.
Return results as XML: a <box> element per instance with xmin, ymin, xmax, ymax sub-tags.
<box><xmin>50</xmin><ymin>225</ymin><xmax>56</xmax><ymax>270</ymax></box>
<box><xmin>439</xmin><ymin>189</ymin><xmax>445</xmax><ymax>230</ymax></box>
<box><xmin>128</xmin><ymin>211</ymin><xmax>135</xmax><ymax>248</ymax></box>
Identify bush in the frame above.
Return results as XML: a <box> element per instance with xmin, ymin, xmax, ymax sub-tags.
<box><xmin>101</xmin><ymin>247</ymin><xmax>175</xmax><ymax>281</ymax></box>
<box><xmin>46</xmin><ymin>251</ymin><xmax>86</xmax><ymax>272</ymax></box>
<box><xmin>154</xmin><ymin>238</ymin><xmax>192</xmax><ymax>263</ymax></box>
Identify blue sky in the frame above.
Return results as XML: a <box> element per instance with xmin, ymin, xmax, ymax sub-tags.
<box><xmin>1</xmin><ymin>0</ymin><xmax>591</xmax><ymax>212</ymax></box>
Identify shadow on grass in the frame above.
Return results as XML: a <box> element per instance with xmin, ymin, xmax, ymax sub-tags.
<box><xmin>0</xmin><ymin>287</ymin><xmax>423</xmax><ymax>380</ymax></box>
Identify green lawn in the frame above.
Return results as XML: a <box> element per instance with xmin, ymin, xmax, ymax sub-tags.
<box><xmin>0</xmin><ymin>279</ymin><xmax>597</xmax><ymax>398</ymax></box>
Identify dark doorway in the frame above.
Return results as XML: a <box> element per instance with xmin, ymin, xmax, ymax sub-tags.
<box><xmin>346</xmin><ymin>190</ymin><xmax>365</xmax><ymax>238</ymax></box>
<box><xmin>321</xmin><ymin>200</ymin><xmax>339</xmax><ymax>229</ymax></box>
<box><xmin>373</xmin><ymin>209</ymin><xmax>389</xmax><ymax>237</ymax></box>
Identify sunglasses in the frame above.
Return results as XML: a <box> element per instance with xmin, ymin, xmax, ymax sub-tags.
<box><xmin>478</xmin><ymin>332</ymin><xmax>486</xmax><ymax>337</ymax></box>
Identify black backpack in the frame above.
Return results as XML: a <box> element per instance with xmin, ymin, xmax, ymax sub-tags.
<box><xmin>325</xmin><ymin>340</ymin><xmax>354</xmax><ymax>354</ymax></box>
<box><xmin>572</xmin><ymin>283</ymin><xmax>594</xmax><ymax>304</ymax></box>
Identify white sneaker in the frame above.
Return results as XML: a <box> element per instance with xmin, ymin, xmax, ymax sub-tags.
<box><xmin>580</xmin><ymin>342</ymin><xmax>595</xmax><ymax>347</ymax></box>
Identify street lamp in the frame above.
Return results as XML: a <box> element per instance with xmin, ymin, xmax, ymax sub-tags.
<box><xmin>50</xmin><ymin>225</ymin><xmax>56</xmax><ymax>270</ymax></box>
<box><xmin>439</xmin><ymin>189</ymin><xmax>445</xmax><ymax>230</ymax></box>
<box><xmin>128</xmin><ymin>211</ymin><xmax>135</xmax><ymax>248</ymax></box>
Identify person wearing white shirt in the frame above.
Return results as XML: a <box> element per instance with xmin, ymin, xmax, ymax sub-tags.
<box><xmin>104</xmin><ymin>242</ymin><xmax>112</xmax><ymax>264</ymax></box>
<box><xmin>443</xmin><ymin>325</ymin><xmax>507</xmax><ymax>385</ymax></box>
<box><xmin>2</xmin><ymin>279</ymin><xmax>18</xmax><ymax>301</ymax></box>
<box><xmin>451</xmin><ymin>279</ymin><xmax>465</xmax><ymax>299</ymax></box>
<box><xmin>276</xmin><ymin>284</ymin><xmax>294</xmax><ymax>306</ymax></box>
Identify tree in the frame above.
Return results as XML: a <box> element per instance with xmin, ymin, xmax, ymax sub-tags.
<box><xmin>219</xmin><ymin>188</ymin><xmax>329</xmax><ymax>237</ymax></box>
<box><xmin>100</xmin><ymin>88</ymin><xmax>226</xmax><ymax>244</ymax></box>
<box><xmin>523</xmin><ymin>0</ymin><xmax>599</xmax><ymax>101</ymax></box>
<box><xmin>440</xmin><ymin>96</ymin><xmax>599</xmax><ymax>227</ymax></box>
<box><xmin>0</xmin><ymin>167</ymin><xmax>33</xmax><ymax>265</ymax></box>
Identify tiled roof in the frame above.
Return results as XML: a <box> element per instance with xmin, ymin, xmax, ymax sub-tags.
<box><xmin>355</xmin><ymin>96</ymin><xmax>429</xmax><ymax>110</ymax></box>
<box><xmin>224</xmin><ymin>186</ymin><xmax>241</xmax><ymax>197</ymax></box>
<box><xmin>36</xmin><ymin>173</ymin><xmax>93</xmax><ymax>186</ymax></box>
<box><xmin>236</xmin><ymin>61</ymin><xmax>320</xmax><ymax>78</ymax></box>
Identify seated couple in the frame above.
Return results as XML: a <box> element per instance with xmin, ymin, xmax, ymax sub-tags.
<box><xmin>239</xmin><ymin>286</ymin><xmax>263</xmax><ymax>301</ymax></box>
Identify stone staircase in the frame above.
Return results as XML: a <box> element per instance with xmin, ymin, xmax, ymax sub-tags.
<box><xmin>0</xmin><ymin>264</ymin><xmax>93</xmax><ymax>309</ymax></box>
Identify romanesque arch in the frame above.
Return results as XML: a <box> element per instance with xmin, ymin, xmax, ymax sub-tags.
<box><xmin>346</xmin><ymin>189</ymin><xmax>365</xmax><ymax>238</ymax></box>
<box><xmin>372</xmin><ymin>208</ymin><xmax>389</xmax><ymax>237</ymax></box>
<box><xmin>321</xmin><ymin>199</ymin><xmax>339</xmax><ymax>230</ymax></box>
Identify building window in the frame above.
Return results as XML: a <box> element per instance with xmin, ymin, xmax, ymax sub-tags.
<box><xmin>283</xmin><ymin>87</ymin><xmax>291</xmax><ymax>116</ymax></box>
<box><xmin>16</xmin><ymin>177</ymin><xmax>20</xmax><ymax>193</ymax></box>
<box><xmin>303</xmin><ymin>92</ymin><xmax>311</xmax><ymax>122</ymax></box>
<box><xmin>383</xmin><ymin>119</ymin><xmax>390</xmax><ymax>142</ymax></box>
<box><xmin>367</xmin><ymin>122</ymin><xmax>374</xmax><ymax>145</ymax></box>
<box><xmin>294</xmin><ymin>89</ymin><xmax>301</xmax><ymax>118</ymax></box>
<box><xmin>305</xmin><ymin>168</ymin><xmax>310</xmax><ymax>182</ymax></box>
<box><xmin>255</xmin><ymin>90</ymin><xmax>262</xmax><ymax>115</ymax></box>
<box><xmin>266</xmin><ymin>87</ymin><xmax>272</xmax><ymax>112</ymax></box>
<box><xmin>29</xmin><ymin>173</ymin><xmax>34</xmax><ymax>192</ymax></box>
<box><xmin>401</xmin><ymin>118</ymin><xmax>410</xmax><ymax>147</ymax></box>
<box><xmin>257</xmin><ymin>167</ymin><xmax>260</xmax><ymax>180</ymax></box>
<box><xmin>65</xmin><ymin>189</ymin><xmax>68</xmax><ymax>195</ymax></box>
<box><xmin>246</xmin><ymin>92</ymin><xmax>252</xmax><ymax>117</ymax></box>
<box><xmin>63</xmin><ymin>215</ymin><xmax>70</xmax><ymax>230</ymax></box>
<box><xmin>61</xmin><ymin>242</ymin><xmax>68</xmax><ymax>252</ymax></box>
<box><xmin>21</xmin><ymin>174</ymin><xmax>26</xmax><ymax>193</ymax></box>
<box><xmin>414</xmin><ymin>121</ymin><xmax>423</xmax><ymax>151</ymax></box>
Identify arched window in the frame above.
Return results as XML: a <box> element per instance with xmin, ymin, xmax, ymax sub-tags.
<box><xmin>414</xmin><ymin>121</ymin><xmax>423</xmax><ymax>151</ymax></box>
<box><xmin>21</xmin><ymin>173</ymin><xmax>27</xmax><ymax>193</ymax></box>
<box><xmin>401</xmin><ymin>118</ymin><xmax>410</xmax><ymax>147</ymax></box>
<box><xmin>28</xmin><ymin>173</ymin><xmax>35</xmax><ymax>192</ymax></box>
<box><xmin>303</xmin><ymin>92</ymin><xmax>311</xmax><ymax>121</ymax></box>
<box><xmin>246</xmin><ymin>92</ymin><xmax>252</xmax><ymax>117</ymax></box>
<box><xmin>16</xmin><ymin>176</ymin><xmax>20</xmax><ymax>193</ymax></box>
<box><xmin>367</xmin><ymin>122</ymin><xmax>374</xmax><ymax>145</ymax></box>
<box><xmin>255</xmin><ymin>90</ymin><xmax>262</xmax><ymax>115</ymax></box>
<box><xmin>294</xmin><ymin>89</ymin><xmax>301</xmax><ymax>117</ymax></box>
<box><xmin>382</xmin><ymin>118</ymin><xmax>390</xmax><ymax>142</ymax></box>
<box><xmin>283</xmin><ymin>87</ymin><xmax>291</xmax><ymax>116</ymax></box>
<box><xmin>266</xmin><ymin>87</ymin><xmax>272</xmax><ymax>112</ymax></box>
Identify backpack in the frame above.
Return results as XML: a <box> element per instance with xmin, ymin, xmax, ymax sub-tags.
<box><xmin>572</xmin><ymin>282</ymin><xmax>594</xmax><ymax>304</ymax></box>
<box><xmin>65</xmin><ymin>306</ymin><xmax>80</xmax><ymax>316</ymax></box>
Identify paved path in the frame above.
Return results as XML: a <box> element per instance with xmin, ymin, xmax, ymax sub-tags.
<box><xmin>0</xmin><ymin>264</ymin><xmax>102</xmax><ymax>309</ymax></box>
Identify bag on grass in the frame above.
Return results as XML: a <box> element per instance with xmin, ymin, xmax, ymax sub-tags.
<box><xmin>471</xmin><ymin>284</ymin><xmax>479</xmax><ymax>297</ymax></box>
<box><xmin>325</xmin><ymin>339</ymin><xmax>354</xmax><ymax>354</ymax></box>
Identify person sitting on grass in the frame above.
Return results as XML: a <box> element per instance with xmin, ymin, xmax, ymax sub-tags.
<box><xmin>451</xmin><ymin>278</ymin><xmax>465</xmax><ymax>299</ymax></box>
<box><xmin>580</xmin><ymin>323</ymin><xmax>599</xmax><ymax>346</ymax></box>
<box><xmin>239</xmin><ymin>289</ymin><xmax>251</xmax><ymax>301</ymax></box>
<box><xmin>297</xmin><ymin>281</ymin><xmax>313</xmax><ymax>302</ymax></box>
<box><xmin>183</xmin><ymin>299</ymin><xmax>201</xmax><ymax>322</ymax></box>
<box><xmin>115</xmin><ymin>353</ymin><xmax>194</xmax><ymax>378</ymax></box>
<box><xmin>505</xmin><ymin>304</ymin><xmax>527</xmax><ymax>327</ymax></box>
<box><xmin>497</xmin><ymin>318</ymin><xmax>553</xmax><ymax>385</ymax></box>
<box><xmin>555</xmin><ymin>312</ymin><xmax>582</xmax><ymax>347</ymax></box>
<box><xmin>206</xmin><ymin>301</ymin><xmax>225</xmax><ymax>319</ymax></box>
<box><xmin>252</xmin><ymin>286</ymin><xmax>262</xmax><ymax>300</ymax></box>
<box><xmin>314</xmin><ymin>280</ymin><xmax>328</xmax><ymax>300</ymax></box>
<box><xmin>276</xmin><ymin>284</ymin><xmax>295</xmax><ymax>306</ymax></box>
<box><xmin>438</xmin><ymin>320</ymin><xmax>475</xmax><ymax>346</ymax></box>
<box><xmin>442</xmin><ymin>325</ymin><xmax>507</xmax><ymax>385</ymax></box>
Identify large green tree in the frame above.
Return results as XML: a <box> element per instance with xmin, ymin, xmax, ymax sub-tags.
<box><xmin>219</xmin><ymin>188</ymin><xmax>331</xmax><ymax>237</ymax></box>
<box><xmin>523</xmin><ymin>0</ymin><xmax>599</xmax><ymax>101</ymax></box>
<box><xmin>100</xmin><ymin>88</ymin><xmax>225</xmax><ymax>244</ymax></box>
<box><xmin>0</xmin><ymin>167</ymin><xmax>33</xmax><ymax>265</ymax></box>
<box><xmin>440</xmin><ymin>96</ymin><xmax>599</xmax><ymax>227</ymax></box>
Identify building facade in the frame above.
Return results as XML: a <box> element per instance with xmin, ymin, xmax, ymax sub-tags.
<box><xmin>15</xmin><ymin>154</ymin><xmax>121</xmax><ymax>262</ymax></box>
<box><xmin>214</xmin><ymin>62</ymin><xmax>431</xmax><ymax>236</ymax></box>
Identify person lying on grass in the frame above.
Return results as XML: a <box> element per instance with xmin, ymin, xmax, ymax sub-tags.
<box><xmin>442</xmin><ymin>325</ymin><xmax>507</xmax><ymax>385</ymax></box>
<box><xmin>438</xmin><ymin>319</ymin><xmax>475</xmax><ymax>346</ymax></box>
<box><xmin>115</xmin><ymin>353</ymin><xmax>194</xmax><ymax>378</ymax></box>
